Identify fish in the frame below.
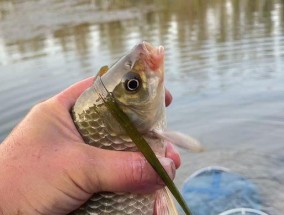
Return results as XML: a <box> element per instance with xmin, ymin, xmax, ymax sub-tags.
<box><xmin>71</xmin><ymin>42</ymin><xmax>202</xmax><ymax>215</ymax></box>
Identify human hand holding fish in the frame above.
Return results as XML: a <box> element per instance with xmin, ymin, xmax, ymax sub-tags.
<box><xmin>0</xmin><ymin>78</ymin><xmax>180</xmax><ymax>215</ymax></box>
<box><xmin>0</xmin><ymin>42</ymin><xmax>202</xmax><ymax>215</ymax></box>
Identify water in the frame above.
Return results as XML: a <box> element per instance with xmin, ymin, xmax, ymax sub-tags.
<box><xmin>0</xmin><ymin>0</ymin><xmax>283</xmax><ymax>214</ymax></box>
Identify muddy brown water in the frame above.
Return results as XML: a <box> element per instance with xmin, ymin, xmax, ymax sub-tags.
<box><xmin>0</xmin><ymin>1</ymin><xmax>284</xmax><ymax>214</ymax></box>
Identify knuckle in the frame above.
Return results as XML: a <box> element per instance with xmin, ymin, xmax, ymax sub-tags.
<box><xmin>64</xmin><ymin>146</ymin><xmax>96</xmax><ymax>190</ymax></box>
<box><xmin>129</xmin><ymin>154</ymin><xmax>148</xmax><ymax>185</ymax></box>
<box><xmin>30</xmin><ymin>100</ymin><xmax>50</xmax><ymax>114</ymax></box>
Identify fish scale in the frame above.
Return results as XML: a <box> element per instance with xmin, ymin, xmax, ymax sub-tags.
<box><xmin>75</xmin><ymin>101</ymin><xmax>138</xmax><ymax>151</ymax></box>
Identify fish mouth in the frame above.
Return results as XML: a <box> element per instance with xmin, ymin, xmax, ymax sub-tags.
<box><xmin>135</xmin><ymin>41</ymin><xmax>165</xmax><ymax>74</ymax></box>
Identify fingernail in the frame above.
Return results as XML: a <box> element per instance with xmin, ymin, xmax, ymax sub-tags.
<box><xmin>157</xmin><ymin>157</ymin><xmax>176</xmax><ymax>185</ymax></box>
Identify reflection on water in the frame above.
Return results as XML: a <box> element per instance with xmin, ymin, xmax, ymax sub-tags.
<box><xmin>0</xmin><ymin>0</ymin><xmax>284</xmax><ymax>214</ymax></box>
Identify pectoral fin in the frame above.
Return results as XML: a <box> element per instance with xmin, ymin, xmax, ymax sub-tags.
<box><xmin>153</xmin><ymin>129</ymin><xmax>204</xmax><ymax>152</ymax></box>
<box><xmin>154</xmin><ymin>187</ymin><xmax>179</xmax><ymax>215</ymax></box>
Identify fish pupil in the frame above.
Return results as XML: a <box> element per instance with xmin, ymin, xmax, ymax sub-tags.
<box><xmin>126</xmin><ymin>79</ymin><xmax>139</xmax><ymax>91</ymax></box>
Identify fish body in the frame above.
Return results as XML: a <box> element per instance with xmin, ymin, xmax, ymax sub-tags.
<box><xmin>71</xmin><ymin>42</ymin><xmax>169</xmax><ymax>215</ymax></box>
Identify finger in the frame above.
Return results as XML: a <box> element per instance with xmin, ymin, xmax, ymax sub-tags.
<box><xmin>80</xmin><ymin>146</ymin><xmax>176</xmax><ymax>194</ymax></box>
<box><xmin>165</xmin><ymin>88</ymin><xmax>172</xmax><ymax>107</ymax></box>
<box><xmin>54</xmin><ymin>77</ymin><xmax>95</xmax><ymax>109</ymax></box>
<box><xmin>165</xmin><ymin>142</ymin><xmax>181</xmax><ymax>169</ymax></box>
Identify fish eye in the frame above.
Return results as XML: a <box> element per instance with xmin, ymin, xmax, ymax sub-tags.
<box><xmin>123</xmin><ymin>72</ymin><xmax>141</xmax><ymax>92</ymax></box>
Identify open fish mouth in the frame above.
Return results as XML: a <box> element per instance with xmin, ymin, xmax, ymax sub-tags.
<box><xmin>141</xmin><ymin>41</ymin><xmax>164</xmax><ymax>71</ymax></box>
<box><xmin>133</xmin><ymin>41</ymin><xmax>165</xmax><ymax>77</ymax></box>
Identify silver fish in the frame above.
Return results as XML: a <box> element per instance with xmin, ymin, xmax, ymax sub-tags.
<box><xmin>71</xmin><ymin>42</ymin><xmax>201</xmax><ymax>215</ymax></box>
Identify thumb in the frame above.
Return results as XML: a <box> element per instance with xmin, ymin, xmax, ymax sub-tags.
<box><xmin>76</xmin><ymin>145</ymin><xmax>176</xmax><ymax>194</ymax></box>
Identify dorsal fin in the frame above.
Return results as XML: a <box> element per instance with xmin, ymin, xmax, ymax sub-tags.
<box><xmin>96</xmin><ymin>65</ymin><xmax>109</xmax><ymax>78</ymax></box>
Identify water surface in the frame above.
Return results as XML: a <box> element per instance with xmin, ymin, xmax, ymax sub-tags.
<box><xmin>0</xmin><ymin>1</ymin><xmax>284</xmax><ymax>214</ymax></box>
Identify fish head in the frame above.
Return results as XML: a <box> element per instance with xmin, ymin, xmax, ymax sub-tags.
<box><xmin>99</xmin><ymin>42</ymin><xmax>166</xmax><ymax>132</ymax></box>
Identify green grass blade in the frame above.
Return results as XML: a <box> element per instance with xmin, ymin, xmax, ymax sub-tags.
<box><xmin>101</xmin><ymin>93</ymin><xmax>192</xmax><ymax>215</ymax></box>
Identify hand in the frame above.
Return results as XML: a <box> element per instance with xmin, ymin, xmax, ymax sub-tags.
<box><xmin>0</xmin><ymin>77</ymin><xmax>180</xmax><ymax>215</ymax></box>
